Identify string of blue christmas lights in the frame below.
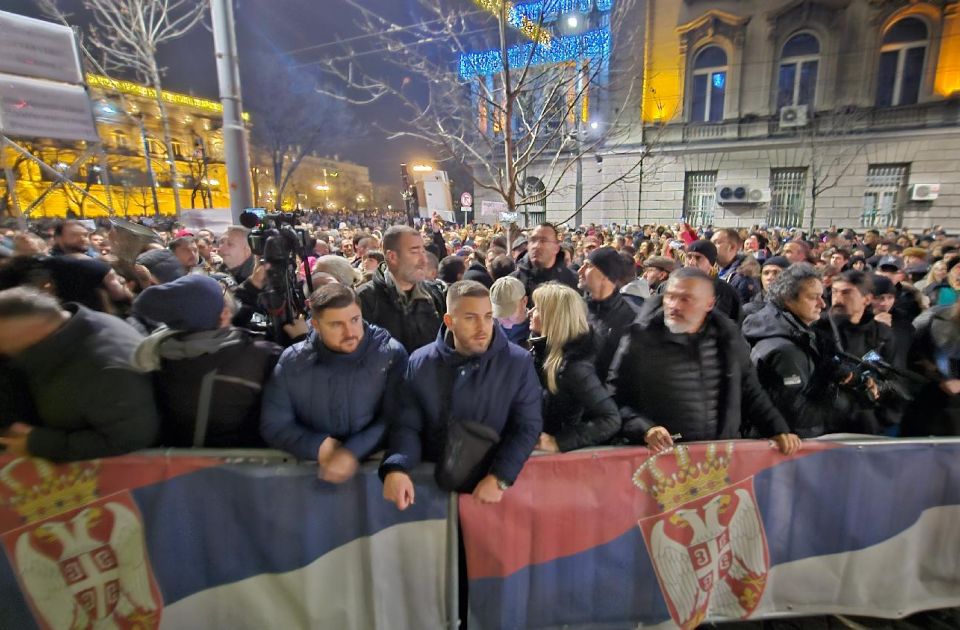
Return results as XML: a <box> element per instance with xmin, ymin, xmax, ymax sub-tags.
<box><xmin>459</xmin><ymin>26</ymin><xmax>611</xmax><ymax>79</ymax></box>
<box><xmin>510</xmin><ymin>0</ymin><xmax>613</xmax><ymax>26</ymax></box>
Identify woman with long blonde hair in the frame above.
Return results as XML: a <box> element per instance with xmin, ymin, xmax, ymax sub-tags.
<box><xmin>529</xmin><ymin>283</ymin><xmax>621</xmax><ymax>453</ymax></box>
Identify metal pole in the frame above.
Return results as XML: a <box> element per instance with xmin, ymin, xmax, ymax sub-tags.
<box><xmin>1</xmin><ymin>137</ymin><xmax>25</xmax><ymax>229</ymax></box>
<box><xmin>210</xmin><ymin>0</ymin><xmax>254</xmax><ymax>222</ymax></box>
<box><xmin>446</xmin><ymin>492</ymin><xmax>460</xmax><ymax>630</ymax></box>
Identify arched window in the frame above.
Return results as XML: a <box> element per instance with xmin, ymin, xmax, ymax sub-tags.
<box><xmin>777</xmin><ymin>33</ymin><xmax>820</xmax><ymax>109</ymax></box>
<box><xmin>876</xmin><ymin>17</ymin><xmax>928</xmax><ymax>107</ymax></box>
<box><xmin>691</xmin><ymin>46</ymin><xmax>727</xmax><ymax>122</ymax></box>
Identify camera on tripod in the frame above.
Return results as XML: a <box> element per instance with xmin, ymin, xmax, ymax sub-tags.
<box><xmin>238</xmin><ymin>210</ymin><xmax>314</xmax><ymax>344</ymax></box>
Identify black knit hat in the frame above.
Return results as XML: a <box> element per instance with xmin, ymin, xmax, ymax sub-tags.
<box><xmin>587</xmin><ymin>246</ymin><xmax>629</xmax><ymax>285</ymax></box>
<box><xmin>686</xmin><ymin>240</ymin><xmax>718</xmax><ymax>267</ymax></box>
<box><xmin>762</xmin><ymin>255</ymin><xmax>790</xmax><ymax>269</ymax></box>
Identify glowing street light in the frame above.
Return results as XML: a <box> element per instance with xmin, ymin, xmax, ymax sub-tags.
<box><xmin>566</xmin><ymin>15</ymin><xmax>579</xmax><ymax>29</ymax></box>
<box><xmin>411</xmin><ymin>164</ymin><xmax>433</xmax><ymax>172</ymax></box>
<box><xmin>315</xmin><ymin>184</ymin><xmax>330</xmax><ymax>191</ymax></box>
<box><xmin>590</xmin><ymin>121</ymin><xmax>599</xmax><ymax>130</ymax></box>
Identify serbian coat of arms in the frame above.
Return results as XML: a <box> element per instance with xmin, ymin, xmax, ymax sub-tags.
<box><xmin>0</xmin><ymin>457</ymin><xmax>162</xmax><ymax>630</ymax></box>
<box><xmin>635</xmin><ymin>442</ymin><xmax>769</xmax><ymax>629</ymax></box>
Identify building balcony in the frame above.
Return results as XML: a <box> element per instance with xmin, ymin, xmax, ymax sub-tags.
<box><xmin>649</xmin><ymin>99</ymin><xmax>960</xmax><ymax>146</ymax></box>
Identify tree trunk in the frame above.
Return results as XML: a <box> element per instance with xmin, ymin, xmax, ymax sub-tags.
<box><xmin>148</xmin><ymin>64</ymin><xmax>183</xmax><ymax>219</ymax></box>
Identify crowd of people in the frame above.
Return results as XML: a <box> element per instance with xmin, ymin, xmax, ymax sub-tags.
<box><xmin>1</xmin><ymin>212</ymin><xmax>958</xmax><ymax>506</ymax></box>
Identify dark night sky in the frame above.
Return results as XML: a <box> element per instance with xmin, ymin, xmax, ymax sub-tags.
<box><xmin>4</xmin><ymin>0</ymin><xmax>439</xmax><ymax>186</ymax></box>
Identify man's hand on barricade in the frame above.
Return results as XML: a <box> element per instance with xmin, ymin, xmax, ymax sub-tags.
<box><xmin>941</xmin><ymin>379</ymin><xmax>960</xmax><ymax>396</ymax></box>
<box><xmin>536</xmin><ymin>433</ymin><xmax>560</xmax><ymax>453</ymax></box>
<box><xmin>317</xmin><ymin>436</ymin><xmax>340</xmax><ymax>467</ymax></box>
<box><xmin>644</xmin><ymin>426</ymin><xmax>674</xmax><ymax>453</ymax></box>
<box><xmin>773</xmin><ymin>433</ymin><xmax>802</xmax><ymax>456</ymax></box>
<box><xmin>321</xmin><ymin>448</ymin><xmax>359</xmax><ymax>484</ymax></box>
<box><xmin>472</xmin><ymin>475</ymin><xmax>504</xmax><ymax>504</ymax></box>
<box><xmin>0</xmin><ymin>422</ymin><xmax>32</xmax><ymax>457</ymax></box>
<box><xmin>383</xmin><ymin>471</ymin><xmax>415</xmax><ymax>510</ymax></box>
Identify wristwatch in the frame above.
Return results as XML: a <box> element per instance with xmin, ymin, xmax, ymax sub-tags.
<box><xmin>496</xmin><ymin>477</ymin><xmax>512</xmax><ymax>491</ymax></box>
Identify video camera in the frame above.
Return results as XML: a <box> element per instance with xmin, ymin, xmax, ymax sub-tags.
<box><xmin>832</xmin><ymin>349</ymin><xmax>922</xmax><ymax>403</ymax></box>
<box><xmin>238</xmin><ymin>210</ymin><xmax>314</xmax><ymax>343</ymax></box>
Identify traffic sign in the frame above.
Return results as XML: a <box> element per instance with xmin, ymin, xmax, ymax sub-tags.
<box><xmin>460</xmin><ymin>192</ymin><xmax>473</xmax><ymax>207</ymax></box>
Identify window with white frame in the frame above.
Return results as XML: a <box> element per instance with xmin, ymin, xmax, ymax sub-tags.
<box><xmin>861</xmin><ymin>164</ymin><xmax>908</xmax><ymax>228</ymax></box>
<box><xmin>777</xmin><ymin>33</ymin><xmax>819</xmax><ymax>109</ymax></box>
<box><xmin>768</xmin><ymin>168</ymin><xmax>807</xmax><ymax>228</ymax></box>
<box><xmin>683</xmin><ymin>171</ymin><xmax>718</xmax><ymax>227</ymax></box>
<box><xmin>876</xmin><ymin>18</ymin><xmax>928</xmax><ymax>107</ymax></box>
<box><xmin>691</xmin><ymin>47</ymin><xmax>727</xmax><ymax>123</ymax></box>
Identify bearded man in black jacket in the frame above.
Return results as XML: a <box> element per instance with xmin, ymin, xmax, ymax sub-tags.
<box><xmin>609</xmin><ymin>268</ymin><xmax>801</xmax><ymax>455</ymax></box>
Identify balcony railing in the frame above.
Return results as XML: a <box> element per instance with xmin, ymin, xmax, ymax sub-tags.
<box><xmin>655</xmin><ymin>100</ymin><xmax>960</xmax><ymax>146</ymax></box>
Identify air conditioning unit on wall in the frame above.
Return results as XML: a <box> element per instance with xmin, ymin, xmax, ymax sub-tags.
<box><xmin>715</xmin><ymin>184</ymin><xmax>771</xmax><ymax>205</ymax></box>
<box><xmin>779</xmin><ymin>105</ymin><xmax>809</xmax><ymax>128</ymax></box>
<box><xmin>909</xmin><ymin>183</ymin><xmax>940</xmax><ymax>201</ymax></box>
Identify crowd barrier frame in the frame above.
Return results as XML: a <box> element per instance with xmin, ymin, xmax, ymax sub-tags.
<box><xmin>3</xmin><ymin>436</ymin><xmax>958</xmax><ymax>629</ymax></box>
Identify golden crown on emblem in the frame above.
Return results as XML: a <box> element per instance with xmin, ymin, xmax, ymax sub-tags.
<box><xmin>632</xmin><ymin>442</ymin><xmax>734</xmax><ymax>510</ymax></box>
<box><xmin>0</xmin><ymin>458</ymin><xmax>100</xmax><ymax>524</ymax></box>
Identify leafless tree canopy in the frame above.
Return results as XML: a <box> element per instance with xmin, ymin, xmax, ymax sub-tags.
<box><xmin>241</xmin><ymin>53</ymin><xmax>360</xmax><ymax>211</ymax></box>
<box><xmin>315</xmin><ymin>0</ymin><xmax>647</xmax><ymax>218</ymax></box>
<box><xmin>39</xmin><ymin>0</ymin><xmax>208</xmax><ymax>217</ymax></box>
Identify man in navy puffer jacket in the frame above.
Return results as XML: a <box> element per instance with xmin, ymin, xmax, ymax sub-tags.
<box><xmin>261</xmin><ymin>284</ymin><xmax>407</xmax><ymax>483</ymax></box>
<box><xmin>380</xmin><ymin>280</ymin><xmax>542</xmax><ymax>508</ymax></box>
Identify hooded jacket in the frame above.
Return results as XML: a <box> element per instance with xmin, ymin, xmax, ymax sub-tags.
<box><xmin>380</xmin><ymin>324</ymin><xmax>542</xmax><ymax>484</ymax></box>
<box><xmin>261</xmin><ymin>323</ymin><xmax>407</xmax><ymax>461</ymax></box>
<box><xmin>531</xmin><ymin>331</ymin><xmax>621</xmax><ymax>451</ymax></box>
<box><xmin>134</xmin><ymin>327</ymin><xmax>282</xmax><ymax>448</ymax></box>
<box><xmin>510</xmin><ymin>251</ymin><xmax>578</xmax><ymax>304</ymax></box>
<box><xmin>3</xmin><ymin>305</ymin><xmax>159</xmax><ymax>461</ymax></box>
<box><xmin>742</xmin><ymin>303</ymin><xmax>830</xmax><ymax>438</ymax></box>
<box><xmin>610</xmin><ymin>306</ymin><xmax>790</xmax><ymax>443</ymax></box>
<box><xmin>357</xmin><ymin>264</ymin><xmax>446</xmax><ymax>353</ymax></box>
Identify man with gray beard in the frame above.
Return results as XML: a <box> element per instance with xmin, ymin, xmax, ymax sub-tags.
<box><xmin>609</xmin><ymin>268</ymin><xmax>801</xmax><ymax>454</ymax></box>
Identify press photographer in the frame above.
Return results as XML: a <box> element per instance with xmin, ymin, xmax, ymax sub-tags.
<box><xmin>813</xmin><ymin>270</ymin><xmax>910</xmax><ymax>435</ymax></box>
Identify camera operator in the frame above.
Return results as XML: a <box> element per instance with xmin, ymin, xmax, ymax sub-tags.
<box><xmin>224</xmin><ymin>221</ymin><xmax>311</xmax><ymax>346</ymax></box>
<box><xmin>812</xmin><ymin>270</ymin><xmax>909</xmax><ymax>435</ymax></box>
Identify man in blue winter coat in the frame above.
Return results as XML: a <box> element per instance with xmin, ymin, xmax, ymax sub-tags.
<box><xmin>380</xmin><ymin>280</ymin><xmax>543</xmax><ymax>509</ymax></box>
<box><xmin>261</xmin><ymin>284</ymin><xmax>407</xmax><ymax>483</ymax></box>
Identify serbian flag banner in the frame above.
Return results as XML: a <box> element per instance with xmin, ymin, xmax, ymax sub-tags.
<box><xmin>0</xmin><ymin>454</ymin><xmax>450</xmax><ymax>630</ymax></box>
<box><xmin>459</xmin><ymin>440</ymin><xmax>960</xmax><ymax>630</ymax></box>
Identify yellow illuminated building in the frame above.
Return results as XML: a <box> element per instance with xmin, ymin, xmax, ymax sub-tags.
<box><xmin>1</xmin><ymin>75</ymin><xmax>245</xmax><ymax>219</ymax></box>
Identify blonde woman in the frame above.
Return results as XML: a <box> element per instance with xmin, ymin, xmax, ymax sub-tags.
<box><xmin>529</xmin><ymin>283</ymin><xmax>621</xmax><ymax>453</ymax></box>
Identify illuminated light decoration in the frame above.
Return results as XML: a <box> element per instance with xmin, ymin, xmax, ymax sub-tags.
<box><xmin>511</xmin><ymin>0</ymin><xmax>612</xmax><ymax>25</ymax></box>
<box><xmin>474</xmin><ymin>1</ymin><xmax>551</xmax><ymax>45</ymax></box>
<box><xmin>459</xmin><ymin>27</ymin><xmax>610</xmax><ymax>79</ymax></box>
<box><xmin>85</xmin><ymin>74</ymin><xmax>251</xmax><ymax>122</ymax></box>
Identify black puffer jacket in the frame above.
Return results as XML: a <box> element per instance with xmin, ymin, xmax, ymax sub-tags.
<box><xmin>1</xmin><ymin>305</ymin><xmax>159</xmax><ymax>461</ymax></box>
<box><xmin>510</xmin><ymin>252</ymin><xmax>578</xmax><ymax>304</ymax></box>
<box><xmin>742</xmin><ymin>303</ymin><xmax>831</xmax><ymax>438</ymax></box>
<box><xmin>531</xmin><ymin>331</ymin><xmax>621</xmax><ymax>451</ymax></box>
<box><xmin>586</xmin><ymin>291</ymin><xmax>639</xmax><ymax>382</ymax></box>
<box><xmin>610</xmin><ymin>307</ymin><xmax>790</xmax><ymax>443</ymax></box>
<box><xmin>357</xmin><ymin>264</ymin><xmax>446</xmax><ymax>353</ymax></box>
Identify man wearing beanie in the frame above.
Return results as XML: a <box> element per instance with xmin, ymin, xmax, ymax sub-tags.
<box><xmin>683</xmin><ymin>239</ymin><xmax>745</xmax><ymax>323</ymax></box>
<box><xmin>135</xmin><ymin>248</ymin><xmax>187</xmax><ymax>288</ymax></box>
<box><xmin>579</xmin><ymin>246</ymin><xmax>639</xmax><ymax>381</ymax></box>
<box><xmin>132</xmin><ymin>275</ymin><xmax>282</xmax><ymax>448</ymax></box>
